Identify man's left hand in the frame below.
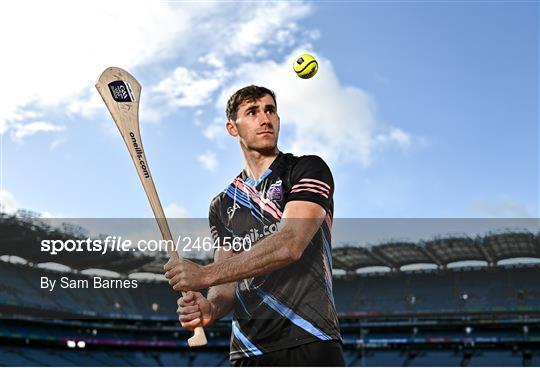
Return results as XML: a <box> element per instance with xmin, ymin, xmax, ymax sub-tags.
<box><xmin>164</xmin><ymin>259</ymin><xmax>211</xmax><ymax>291</ymax></box>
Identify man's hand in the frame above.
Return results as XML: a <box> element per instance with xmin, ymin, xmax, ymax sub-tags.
<box><xmin>177</xmin><ymin>291</ymin><xmax>214</xmax><ymax>330</ymax></box>
<box><xmin>164</xmin><ymin>259</ymin><xmax>212</xmax><ymax>291</ymax></box>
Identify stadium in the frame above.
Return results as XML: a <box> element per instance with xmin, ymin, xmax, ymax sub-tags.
<box><xmin>1</xmin><ymin>211</ymin><xmax>539</xmax><ymax>367</ymax></box>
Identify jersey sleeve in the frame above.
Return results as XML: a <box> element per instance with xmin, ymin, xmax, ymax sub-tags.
<box><xmin>208</xmin><ymin>196</ymin><xmax>231</xmax><ymax>250</ymax></box>
<box><xmin>286</xmin><ymin>155</ymin><xmax>334</xmax><ymax>215</ymax></box>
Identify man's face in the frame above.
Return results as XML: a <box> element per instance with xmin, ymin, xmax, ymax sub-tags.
<box><xmin>227</xmin><ymin>94</ymin><xmax>280</xmax><ymax>153</ymax></box>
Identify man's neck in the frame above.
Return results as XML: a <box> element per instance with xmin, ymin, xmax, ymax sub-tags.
<box><xmin>242</xmin><ymin>148</ymin><xmax>280</xmax><ymax>180</ymax></box>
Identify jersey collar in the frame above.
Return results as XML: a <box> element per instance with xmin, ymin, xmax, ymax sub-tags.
<box><xmin>241</xmin><ymin>151</ymin><xmax>283</xmax><ymax>186</ymax></box>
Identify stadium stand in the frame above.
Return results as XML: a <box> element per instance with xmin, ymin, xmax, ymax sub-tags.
<box><xmin>333</xmin><ymin>266</ymin><xmax>540</xmax><ymax>316</ymax></box>
<box><xmin>408</xmin><ymin>350</ymin><xmax>464</xmax><ymax>367</ymax></box>
<box><xmin>1</xmin><ymin>212</ymin><xmax>539</xmax><ymax>366</ymax></box>
<box><xmin>360</xmin><ymin>350</ymin><xmax>409</xmax><ymax>367</ymax></box>
<box><xmin>467</xmin><ymin>349</ymin><xmax>524</xmax><ymax>367</ymax></box>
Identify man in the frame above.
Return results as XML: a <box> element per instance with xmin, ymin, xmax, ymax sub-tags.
<box><xmin>164</xmin><ymin>85</ymin><xmax>344</xmax><ymax>366</ymax></box>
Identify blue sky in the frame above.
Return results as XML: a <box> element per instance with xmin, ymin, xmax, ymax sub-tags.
<box><xmin>0</xmin><ymin>1</ymin><xmax>537</xmax><ymax>219</ymax></box>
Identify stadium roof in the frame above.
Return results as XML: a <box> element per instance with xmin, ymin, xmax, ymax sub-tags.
<box><xmin>1</xmin><ymin>213</ymin><xmax>539</xmax><ymax>274</ymax></box>
<box><xmin>334</xmin><ymin>230</ymin><xmax>540</xmax><ymax>272</ymax></box>
<box><xmin>0</xmin><ymin>214</ymin><xmax>156</xmax><ymax>273</ymax></box>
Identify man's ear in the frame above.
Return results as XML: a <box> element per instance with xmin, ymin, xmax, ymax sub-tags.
<box><xmin>226</xmin><ymin>120</ymin><xmax>238</xmax><ymax>137</ymax></box>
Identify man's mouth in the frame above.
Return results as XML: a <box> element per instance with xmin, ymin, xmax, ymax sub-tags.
<box><xmin>257</xmin><ymin>131</ymin><xmax>273</xmax><ymax>136</ymax></box>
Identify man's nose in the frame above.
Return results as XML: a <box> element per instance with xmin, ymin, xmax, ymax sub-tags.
<box><xmin>258</xmin><ymin>113</ymin><xmax>271</xmax><ymax>126</ymax></box>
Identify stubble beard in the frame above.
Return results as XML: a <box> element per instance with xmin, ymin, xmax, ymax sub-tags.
<box><xmin>243</xmin><ymin>134</ymin><xmax>279</xmax><ymax>155</ymax></box>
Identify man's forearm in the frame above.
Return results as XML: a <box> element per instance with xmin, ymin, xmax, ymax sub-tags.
<box><xmin>164</xmin><ymin>203</ymin><xmax>325</xmax><ymax>292</ymax></box>
<box><xmin>205</xmin><ymin>226</ymin><xmax>302</xmax><ymax>286</ymax></box>
<box><xmin>206</xmin><ymin>283</ymin><xmax>235</xmax><ymax>321</ymax></box>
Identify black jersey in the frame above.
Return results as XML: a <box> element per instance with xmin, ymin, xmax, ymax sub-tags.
<box><xmin>208</xmin><ymin>152</ymin><xmax>341</xmax><ymax>361</ymax></box>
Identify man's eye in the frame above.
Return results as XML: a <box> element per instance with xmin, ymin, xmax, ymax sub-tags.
<box><xmin>265</xmin><ymin>109</ymin><xmax>275</xmax><ymax>114</ymax></box>
<box><xmin>247</xmin><ymin>111</ymin><xmax>255</xmax><ymax>116</ymax></box>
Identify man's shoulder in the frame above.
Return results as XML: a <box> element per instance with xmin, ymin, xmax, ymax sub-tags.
<box><xmin>285</xmin><ymin>153</ymin><xmax>331</xmax><ymax>173</ymax></box>
<box><xmin>280</xmin><ymin>152</ymin><xmax>328</xmax><ymax>166</ymax></box>
<box><xmin>209</xmin><ymin>191</ymin><xmax>226</xmax><ymax>206</ymax></box>
<box><xmin>208</xmin><ymin>172</ymin><xmax>242</xmax><ymax>210</ymax></box>
<box><xmin>295</xmin><ymin>154</ymin><xmax>328</xmax><ymax>165</ymax></box>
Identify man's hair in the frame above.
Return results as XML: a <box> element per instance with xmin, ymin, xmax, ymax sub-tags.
<box><xmin>226</xmin><ymin>85</ymin><xmax>277</xmax><ymax>121</ymax></box>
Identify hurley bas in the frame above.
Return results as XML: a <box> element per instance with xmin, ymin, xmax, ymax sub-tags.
<box><xmin>40</xmin><ymin>276</ymin><xmax>138</xmax><ymax>292</ymax></box>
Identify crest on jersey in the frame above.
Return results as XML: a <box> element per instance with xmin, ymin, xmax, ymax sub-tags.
<box><xmin>267</xmin><ymin>180</ymin><xmax>283</xmax><ymax>201</ymax></box>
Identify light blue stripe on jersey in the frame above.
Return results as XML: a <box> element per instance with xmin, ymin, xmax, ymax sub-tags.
<box><xmin>225</xmin><ymin>185</ymin><xmax>264</xmax><ymax>221</ymax></box>
<box><xmin>245</xmin><ymin>169</ymin><xmax>272</xmax><ymax>187</ymax></box>
<box><xmin>232</xmin><ymin>338</ymin><xmax>250</xmax><ymax>358</ymax></box>
<box><xmin>237</xmin><ymin>345</ymin><xmax>249</xmax><ymax>358</ymax></box>
<box><xmin>225</xmin><ymin>186</ymin><xmax>251</xmax><ymax>205</ymax></box>
<box><xmin>232</xmin><ymin>320</ymin><xmax>263</xmax><ymax>356</ymax></box>
<box><xmin>254</xmin><ymin>287</ymin><xmax>332</xmax><ymax>340</ymax></box>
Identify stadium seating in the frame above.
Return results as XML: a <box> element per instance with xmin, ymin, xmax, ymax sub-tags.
<box><xmin>0</xmin><ymin>345</ymin><xmax>229</xmax><ymax>367</ymax></box>
<box><xmin>1</xmin><ymin>222</ymin><xmax>539</xmax><ymax>367</ymax></box>
<box><xmin>361</xmin><ymin>350</ymin><xmax>407</xmax><ymax>366</ymax></box>
<box><xmin>409</xmin><ymin>350</ymin><xmax>463</xmax><ymax>366</ymax></box>
<box><xmin>0</xmin><ymin>346</ymin><xmax>38</xmax><ymax>366</ymax></box>
<box><xmin>333</xmin><ymin>266</ymin><xmax>540</xmax><ymax>316</ymax></box>
<box><xmin>467</xmin><ymin>349</ymin><xmax>524</xmax><ymax>367</ymax></box>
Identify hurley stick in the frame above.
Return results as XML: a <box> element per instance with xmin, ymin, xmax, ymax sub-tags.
<box><xmin>95</xmin><ymin>67</ymin><xmax>207</xmax><ymax>347</ymax></box>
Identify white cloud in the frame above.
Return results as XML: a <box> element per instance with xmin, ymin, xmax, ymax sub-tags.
<box><xmin>153</xmin><ymin>67</ymin><xmax>225</xmax><ymax>107</ymax></box>
<box><xmin>197</xmin><ymin>151</ymin><xmax>218</xmax><ymax>172</ymax></box>
<box><xmin>198</xmin><ymin>53</ymin><xmax>225</xmax><ymax>69</ymax></box>
<box><xmin>10</xmin><ymin>121</ymin><xmax>65</xmax><ymax>141</ymax></box>
<box><xmin>226</xmin><ymin>2</ymin><xmax>311</xmax><ymax>57</ymax></box>
<box><xmin>0</xmin><ymin>189</ymin><xmax>63</xmax><ymax>217</ymax></box>
<box><xmin>215</xmin><ymin>50</ymin><xmax>412</xmax><ymax>167</ymax></box>
<box><xmin>203</xmin><ymin>117</ymin><xmax>226</xmax><ymax>141</ymax></box>
<box><xmin>0</xmin><ymin>0</ymin><xmax>215</xmax><ymax>138</ymax></box>
<box><xmin>471</xmin><ymin>198</ymin><xmax>536</xmax><ymax>218</ymax></box>
<box><xmin>49</xmin><ymin>137</ymin><xmax>67</xmax><ymax>151</ymax></box>
<box><xmin>204</xmin><ymin>124</ymin><xmax>224</xmax><ymax>141</ymax></box>
<box><xmin>152</xmin><ymin>2</ymin><xmax>312</xmax><ymax>111</ymax></box>
<box><xmin>66</xmin><ymin>87</ymin><xmax>104</xmax><ymax>117</ymax></box>
<box><xmin>375</xmin><ymin>128</ymin><xmax>411</xmax><ymax>149</ymax></box>
<box><xmin>0</xmin><ymin>189</ymin><xmax>18</xmax><ymax>214</ymax></box>
<box><xmin>0</xmin><ymin>1</ymin><xmax>313</xmax><ymax>140</ymax></box>
<box><xmin>164</xmin><ymin>203</ymin><xmax>189</xmax><ymax>218</ymax></box>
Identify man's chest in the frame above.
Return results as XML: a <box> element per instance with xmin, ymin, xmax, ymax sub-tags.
<box><xmin>222</xmin><ymin>174</ymin><xmax>290</xmax><ymax>235</ymax></box>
